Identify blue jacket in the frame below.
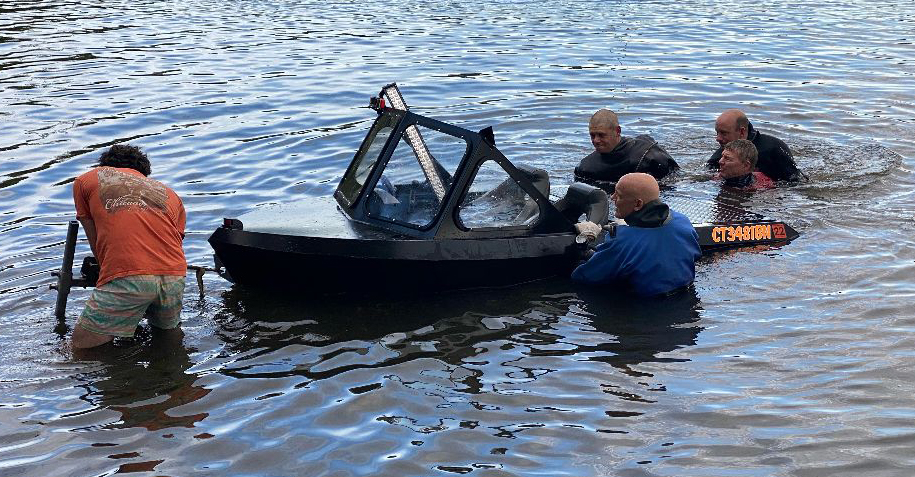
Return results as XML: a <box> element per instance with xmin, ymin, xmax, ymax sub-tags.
<box><xmin>572</xmin><ymin>210</ymin><xmax>701</xmax><ymax>296</ymax></box>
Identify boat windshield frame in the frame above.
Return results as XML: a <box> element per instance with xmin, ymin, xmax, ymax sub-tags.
<box><xmin>335</xmin><ymin>110</ymin><xmax>405</xmax><ymax>208</ymax></box>
<box><xmin>335</xmin><ymin>108</ymin><xmax>573</xmax><ymax>240</ymax></box>
<box><xmin>335</xmin><ymin>108</ymin><xmax>478</xmax><ymax>233</ymax></box>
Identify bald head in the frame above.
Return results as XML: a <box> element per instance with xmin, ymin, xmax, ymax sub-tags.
<box><xmin>612</xmin><ymin>173</ymin><xmax>659</xmax><ymax>219</ymax></box>
<box><xmin>617</xmin><ymin>173</ymin><xmax>659</xmax><ymax>201</ymax></box>
<box><xmin>718</xmin><ymin>109</ymin><xmax>748</xmax><ymax>126</ymax></box>
<box><xmin>589</xmin><ymin>109</ymin><xmax>622</xmax><ymax>154</ymax></box>
<box><xmin>590</xmin><ymin>109</ymin><xmax>619</xmax><ymax>130</ymax></box>
<box><xmin>715</xmin><ymin>109</ymin><xmax>750</xmax><ymax>147</ymax></box>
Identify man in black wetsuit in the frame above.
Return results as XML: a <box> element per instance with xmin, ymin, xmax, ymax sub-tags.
<box><xmin>707</xmin><ymin>109</ymin><xmax>806</xmax><ymax>182</ymax></box>
<box><xmin>574</xmin><ymin>109</ymin><xmax>679</xmax><ymax>189</ymax></box>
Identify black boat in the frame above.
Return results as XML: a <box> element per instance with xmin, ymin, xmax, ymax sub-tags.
<box><xmin>207</xmin><ymin>84</ymin><xmax>798</xmax><ymax>292</ymax></box>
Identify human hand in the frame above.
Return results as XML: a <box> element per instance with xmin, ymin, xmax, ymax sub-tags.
<box><xmin>574</xmin><ymin>221</ymin><xmax>602</xmax><ymax>244</ymax></box>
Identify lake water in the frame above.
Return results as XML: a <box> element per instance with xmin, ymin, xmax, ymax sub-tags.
<box><xmin>2</xmin><ymin>1</ymin><xmax>915</xmax><ymax>475</ymax></box>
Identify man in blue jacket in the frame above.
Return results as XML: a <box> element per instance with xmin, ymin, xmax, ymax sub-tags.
<box><xmin>571</xmin><ymin>173</ymin><xmax>701</xmax><ymax>296</ymax></box>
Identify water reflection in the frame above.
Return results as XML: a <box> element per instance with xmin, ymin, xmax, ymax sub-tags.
<box><xmin>211</xmin><ymin>279</ymin><xmax>703</xmax><ymax>387</ymax></box>
<box><xmin>200</xmin><ymin>280</ymin><xmax>708</xmax><ymax>460</ymax></box>
<box><xmin>73</xmin><ymin>329</ymin><xmax>208</xmax><ymax>432</ymax></box>
<box><xmin>572</xmin><ymin>286</ymin><xmax>702</xmax><ymax>377</ymax></box>
<box><xmin>712</xmin><ymin>186</ymin><xmax>762</xmax><ymax>223</ymax></box>
<box><xmin>210</xmin><ymin>283</ymin><xmax>570</xmax><ymax>382</ymax></box>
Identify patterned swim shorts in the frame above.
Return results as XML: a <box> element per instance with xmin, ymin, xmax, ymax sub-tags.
<box><xmin>77</xmin><ymin>275</ymin><xmax>186</xmax><ymax>337</ymax></box>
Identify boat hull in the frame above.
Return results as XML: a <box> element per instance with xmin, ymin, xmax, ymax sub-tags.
<box><xmin>208</xmin><ymin>226</ymin><xmax>582</xmax><ymax>292</ymax></box>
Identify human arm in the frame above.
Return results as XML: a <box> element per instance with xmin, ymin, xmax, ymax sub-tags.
<box><xmin>77</xmin><ymin>217</ymin><xmax>99</xmax><ymax>259</ymax></box>
<box><xmin>755</xmin><ymin>134</ymin><xmax>804</xmax><ymax>182</ymax></box>
<box><xmin>645</xmin><ymin>145</ymin><xmax>679</xmax><ymax>179</ymax></box>
<box><xmin>573</xmin><ymin>151</ymin><xmax>601</xmax><ymax>184</ymax></box>
<box><xmin>632</xmin><ymin>136</ymin><xmax>678</xmax><ymax>179</ymax></box>
<box><xmin>706</xmin><ymin>147</ymin><xmax>723</xmax><ymax>170</ymax></box>
<box><xmin>570</xmin><ymin>237</ymin><xmax>627</xmax><ymax>285</ymax></box>
<box><xmin>72</xmin><ymin>176</ymin><xmax>99</xmax><ymax>260</ymax></box>
<box><xmin>175</xmin><ymin>194</ymin><xmax>187</xmax><ymax>240</ymax></box>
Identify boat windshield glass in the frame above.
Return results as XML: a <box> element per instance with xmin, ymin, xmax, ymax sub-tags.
<box><xmin>457</xmin><ymin>160</ymin><xmax>541</xmax><ymax>229</ymax></box>
<box><xmin>337</xmin><ymin>112</ymin><xmax>401</xmax><ymax>205</ymax></box>
<box><xmin>366</xmin><ymin>124</ymin><xmax>468</xmax><ymax>228</ymax></box>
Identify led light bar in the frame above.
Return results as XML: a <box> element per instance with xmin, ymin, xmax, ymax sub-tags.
<box><xmin>381</xmin><ymin>84</ymin><xmax>446</xmax><ymax>202</ymax></box>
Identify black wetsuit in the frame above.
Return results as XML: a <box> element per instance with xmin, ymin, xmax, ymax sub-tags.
<box><xmin>722</xmin><ymin>172</ymin><xmax>754</xmax><ymax>188</ymax></box>
<box><xmin>575</xmin><ymin>135</ymin><xmax>679</xmax><ymax>188</ymax></box>
<box><xmin>707</xmin><ymin>123</ymin><xmax>805</xmax><ymax>182</ymax></box>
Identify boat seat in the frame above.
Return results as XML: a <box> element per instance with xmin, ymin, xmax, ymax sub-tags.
<box><xmin>515</xmin><ymin>164</ymin><xmax>551</xmax><ymax>198</ymax></box>
<box><xmin>514</xmin><ymin>164</ymin><xmax>551</xmax><ymax>224</ymax></box>
<box><xmin>553</xmin><ymin>182</ymin><xmax>609</xmax><ymax>226</ymax></box>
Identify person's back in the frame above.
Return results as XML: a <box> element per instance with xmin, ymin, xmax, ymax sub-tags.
<box><xmin>572</xmin><ymin>209</ymin><xmax>700</xmax><ymax>296</ymax></box>
<box><xmin>74</xmin><ymin>167</ymin><xmax>186</xmax><ymax>286</ymax></box>
<box><xmin>71</xmin><ymin>144</ymin><xmax>187</xmax><ymax>350</ymax></box>
<box><xmin>571</xmin><ymin>173</ymin><xmax>701</xmax><ymax>297</ymax></box>
<box><xmin>746</xmin><ymin>126</ymin><xmax>799</xmax><ymax>181</ymax></box>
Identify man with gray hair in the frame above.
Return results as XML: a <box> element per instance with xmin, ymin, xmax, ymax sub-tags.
<box><xmin>574</xmin><ymin>109</ymin><xmax>679</xmax><ymax>189</ymax></box>
<box><xmin>707</xmin><ymin>109</ymin><xmax>805</xmax><ymax>182</ymax></box>
<box><xmin>716</xmin><ymin>139</ymin><xmax>775</xmax><ymax>190</ymax></box>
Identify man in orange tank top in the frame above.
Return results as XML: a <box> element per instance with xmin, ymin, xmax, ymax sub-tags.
<box><xmin>71</xmin><ymin>145</ymin><xmax>187</xmax><ymax>349</ymax></box>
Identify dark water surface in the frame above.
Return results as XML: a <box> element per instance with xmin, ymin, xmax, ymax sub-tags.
<box><xmin>2</xmin><ymin>1</ymin><xmax>915</xmax><ymax>475</ymax></box>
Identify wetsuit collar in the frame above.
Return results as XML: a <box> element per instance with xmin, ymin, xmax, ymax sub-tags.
<box><xmin>623</xmin><ymin>199</ymin><xmax>670</xmax><ymax>228</ymax></box>
<box><xmin>723</xmin><ymin>173</ymin><xmax>755</xmax><ymax>188</ymax></box>
<box><xmin>746</xmin><ymin>122</ymin><xmax>758</xmax><ymax>142</ymax></box>
<box><xmin>598</xmin><ymin>136</ymin><xmax>630</xmax><ymax>161</ymax></box>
